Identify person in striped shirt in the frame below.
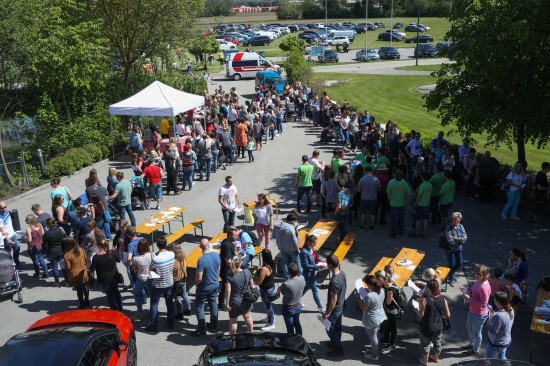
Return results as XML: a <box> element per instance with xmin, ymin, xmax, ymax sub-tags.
<box><xmin>144</xmin><ymin>237</ymin><xmax>175</xmax><ymax>334</ymax></box>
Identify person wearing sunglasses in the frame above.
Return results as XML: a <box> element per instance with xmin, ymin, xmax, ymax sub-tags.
<box><xmin>0</xmin><ymin>201</ymin><xmax>21</xmax><ymax>267</ymax></box>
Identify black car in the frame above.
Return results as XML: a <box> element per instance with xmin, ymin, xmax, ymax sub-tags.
<box><xmin>297</xmin><ymin>33</ymin><xmax>319</xmax><ymax>44</ymax></box>
<box><xmin>405</xmin><ymin>34</ymin><xmax>434</xmax><ymax>43</ymax></box>
<box><xmin>393</xmin><ymin>22</ymin><xmax>404</xmax><ymax>29</ymax></box>
<box><xmin>353</xmin><ymin>25</ymin><xmax>366</xmax><ymax>34</ymax></box>
<box><xmin>288</xmin><ymin>25</ymin><xmax>299</xmax><ymax>32</ymax></box>
<box><xmin>414</xmin><ymin>44</ymin><xmax>438</xmax><ymax>57</ymax></box>
<box><xmin>320</xmin><ymin>49</ymin><xmax>339</xmax><ymax>63</ymax></box>
<box><xmin>374</xmin><ymin>22</ymin><xmax>386</xmax><ymax>28</ymax></box>
<box><xmin>195</xmin><ymin>333</ymin><xmax>321</xmax><ymax>366</ymax></box>
<box><xmin>436</xmin><ymin>41</ymin><xmax>453</xmax><ymax>56</ymax></box>
<box><xmin>378</xmin><ymin>46</ymin><xmax>401</xmax><ymax>60</ymax></box>
<box><xmin>378</xmin><ymin>32</ymin><xmax>403</xmax><ymax>42</ymax></box>
<box><xmin>405</xmin><ymin>24</ymin><xmax>426</xmax><ymax>32</ymax></box>
<box><xmin>243</xmin><ymin>36</ymin><xmax>271</xmax><ymax>46</ymax></box>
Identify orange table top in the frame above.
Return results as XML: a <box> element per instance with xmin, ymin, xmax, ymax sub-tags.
<box><xmin>135</xmin><ymin>207</ymin><xmax>186</xmax><ymax>235</ymax></box>
<box><xmin>389</xmin><ymin>247</ymin><xmax>425</xmax><ymax>287</ymax></box>
<box><xmin>531</xmin><ymin>276</ymin><xmax>550</xmax><ymax>334</ymax></box>
<box><xmin>369</xmin><ymin>257</ymin><xmax>394</xmax><ymax>276</ymax></box>
<box><xmin>297</xmin><ymin>219</ymin><xmax>338</xmax><ymax>251</ymax></box>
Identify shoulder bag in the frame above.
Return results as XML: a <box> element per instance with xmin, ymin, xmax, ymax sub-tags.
<box><xmin>243</xmin><ymin>270</ymin><xmax>260</xmax><ymax>303</ymax></box>
<box><xmin>432</xmin><ymin>297</ymin><xmax>451</xmax><ymax>330</ymax></box>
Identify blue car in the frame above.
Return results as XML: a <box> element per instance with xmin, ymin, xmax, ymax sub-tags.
<box><xmin>256</xmin><ymin>70</ymin><xmax>285</xmax><ymax>95</ymax></box>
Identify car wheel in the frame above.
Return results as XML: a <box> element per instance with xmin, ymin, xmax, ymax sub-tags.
<box><xmin>233</xmin><ymin>73</ymin><xmax>241</xmax><ymax>81</ymax></box>
<box><xmin>127</xmin><ymin>334</ymin><xmax>137</xmax><ymax>366</ymax></box>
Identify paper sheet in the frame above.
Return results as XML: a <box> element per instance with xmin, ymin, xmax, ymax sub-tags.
<box><xmin>318</xmin><ymin>315</ymin><xmax>331</xmax><ymax>331</ymax></box>
<box><xmin>234</xmin><ymin>206</ymin><xmax>244</xmax><ymax>213</ymax></box>
<box><xmin>310</xmin><ymin>229</ymin><xmax>329</xmax><ymax>237</ymax></box>
<box><xmin>167</xmin><ymin>206</ymin><xmax>181</xmax><ymax>211</ymax></box>
<box><xmin>407</xmin><ymin>279</ymin><xmax>421</xmax><ymax>295</ymax></box>
<box><xmin>391</xmin><ymin>274</ymin><xmax>400</xmax><ymax>280</ymax></box>
<box><xmin>412</xmin><ymin>299</ymin><xmax>420</xmax><ymax>310</ymax></box>
<box><xmin>147</xmin><ymin>271</ymin><xmax>160</xmax><ymax>279</ymax></box>
<box><xmin>396</xmin><ymin>259</ymin><xmax>413</xmax><ymax>266</ymax></box>
<box><xmin>355</xmin><ymin>279</ymin><xmax>368</xmax><ymax>299</ymax></box>
<box><xmin>406</xmin><ymin>265</ymin><xmax>417</xmax><ymax>270</ymax></box>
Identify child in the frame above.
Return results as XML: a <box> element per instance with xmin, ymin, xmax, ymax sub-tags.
<box><xmin>504</xmin><ymin>273</ymin><xmax>522</xmax><ymax>305</ymax></box>
<box><xmin>246</xmin><ymin>135</ymin><xmax>255</xmax><ymax>163</ymax></box>
<box><xmin>237</xmin><ymin>233</ymin><xmax>255</xmax><ymax>268</ymax></box>
<box><xmin>489</xmin><ymin>267</ymin><xmax>506</xmax><ymax>307</ymax></box>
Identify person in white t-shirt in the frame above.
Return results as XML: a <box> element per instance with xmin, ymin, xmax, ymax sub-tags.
<box><xmin>405</xmin><ymin>132</ymin><xmax>424</xmax><ymax>180</ymax></box>
<box><xmin>309</xmin><ymin>150</ymin><xmax>326</xmax><ymax>206</ymax></box>
<box><xmin>219</xmin><ymin>176</ymin><xmax>241</xmax><ymax>233</ymax></box>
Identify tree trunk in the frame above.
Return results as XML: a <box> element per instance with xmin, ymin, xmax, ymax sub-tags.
<box><xmin>0</xmin><ymin>107</ymin><xmax>16</xmax><ymax>186</ymax></box>
<box><xmin>516</xmin><ymin>122</ymin><xmax>527</xmax><ymax>167</ymax></box>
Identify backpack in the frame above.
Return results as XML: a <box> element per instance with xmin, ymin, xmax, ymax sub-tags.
<box><xmin>261</xmin><ymin>113</ymin><xmax>271</xmax><ymax>127</ymax></box>
<box><xmin>393</xmin><ymin>285</ymin><xmax>408</xmax><ymax>312</ymax></box>
<box><xmin>181</xmin><ymin>152</ymin><xmax>195</xmax><ymax>167</ymax></box>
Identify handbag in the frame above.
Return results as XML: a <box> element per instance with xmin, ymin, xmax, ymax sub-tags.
<box><xmin>102</xmin><ymin>208</ymin><xmax>112</xmax><ymax>223</ymax></box>
<box><xmin>243</xmin><ymin>270</ymin><xmax>260</xmax><ymax>303</ymax></box>
<box><xmin>438</xmin><ymin>235</ymin><xmax>452</xmax><ymax>251</ymax></box>
<box><xmin>115</xmin><ymin>271</ymin><xmax>124</xmax><ymax>285</ymax></box>
<box><xmin>500</xmin><ymin>182</ymin><xmax>510</xmax><ymax>192</ymax></box>
<box><xmin>267</xmin><ymin>287</ymin><xmax>280</xmax><ymax>302</ymax></box>
<box><xmin>432</xmin><ymin>297</ymin><xmax>451</xmax><ymax>330</ymax></box>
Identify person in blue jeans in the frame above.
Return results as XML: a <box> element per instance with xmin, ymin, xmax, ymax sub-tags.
<box><xmin>320</xmin><ymin>255</ymin><xmax>347</xmax><ymax>358</ymax></box>
<box><xmin>130</xmin><ymin>239</ymin><xmax>152</xmax><ymax>321</ymax></box>
<box><xmin>485</xmin><ymin>291</ymin><xmax>514</xmax><ymax>360</ymax></box>
<box><xmin>109</xmin><ymin>172</ymin><xmax>136</xmax><ymax>227</ymax></box>
<box><xmin>279</xmin><ymin>263</ymin><xmax>306</xmax><ymax>335</ymax></box>
<box><xmin>273</xmin><ymin>213</ymin><xmax>301</xmax><ymax>281</ymax></box>
<box><xmin>144</xmin><ymin>237</ymin><xmax>175</xmax><ymax>334</ymax></box>
<box><xmin>256</xmin><ymin>249</ymin><xmax>277</xmax><ymax>331</ymax></box>
<box><xmin>444</xmin><ymin>212</ymin><xmax>468</xmax><ymax>286</ymax></box>
<box><xmin>300</xmin><ymin>235</ymin><xmax>324</xmax><ymax>312</ymax></box>
<box><xmin>192</xmin><ymin>238</ymin><xmax>221</xmax><ymax>337</ymax></box>
<box><xmin>90</xmin><ymin>240</ymin><xmax>123</xmax><ymax>311</ymax></box>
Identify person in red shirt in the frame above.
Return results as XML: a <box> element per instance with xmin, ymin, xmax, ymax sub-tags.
<box><xmin>140</xmin><ymin>159</ymin><xmax>164</xmax><ymax>210</ymax></box>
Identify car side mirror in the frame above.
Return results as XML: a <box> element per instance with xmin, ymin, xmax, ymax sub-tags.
<box><xmin>116</xmin><ymin>340</ymin><xmax>129</xmax><ymax>352</ymax></box>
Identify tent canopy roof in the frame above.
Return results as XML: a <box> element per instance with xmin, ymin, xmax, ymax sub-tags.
<box><xmin>108</xmin><ymin>81</ymin><xmax>204</xmax><ymax>117</ymax></box>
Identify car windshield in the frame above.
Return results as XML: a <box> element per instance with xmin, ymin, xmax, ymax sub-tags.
<box><xmin>265</xmin><ymin>77</ymin><xmax>283</xmax><ymax>86</ymax></box>
<box><xmin>208</xmin><ymin>350</ymin><xmax>310</xmax><ymax>365</ymax></box>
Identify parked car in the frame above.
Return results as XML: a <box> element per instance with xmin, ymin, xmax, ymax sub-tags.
<box><xmin>366</xmin><ymin>23</ymin><xmax>378</xmax><ymax>31</ymax></box>
<box><xmin>393</xmin><ymin>22</ymin><xmax>404</xmax><ymax>29</ymax></box>
<box><xmin>405</xmin><ymin>34</ymin><xmax>434</xmax><ymax>43</ymax></box>
<box><xmin>243</xmin><ymin>36</ymin><xmax>271</xmax><ymax>46</ymax></box>
<box><xmin>436</xmin><ymin>41</ymin><xmax>453</xmax><ymax>56</ymax></box>
<box><xmin>216</xmin><ymin>39</ymin><xmax>237</xmax><ymax>51</ymax></box>
<box><xmin>0</xmin><ymin>309</ymin><xmax>136</xmax><ymax>366</ymax></box>
<box><xmin>378</xmin><ymin>32</ymin><xmax>404</xmax><ymax>42</ymax></box>
<box><xmin>405</xmin><ymin>24</ymin><xmax>427</xmax><ymax>32</ymax></box>
<box><xmin>414</xmin><ymin>43</ymin><xmax>438</xmax><ymax>57</ymax></box>
<box><xmin>320</xmin><ymin>49</ymin><xmax>339</xmax><ymax>63</ymax></box>
<box><xmin>418</xmin><ymin>24</ymin><xmax>431</xmax><ymax>31</ymax></box>
<box><xmin>298</xmin><ymin>33</ymin><xmax>319</xmax><ymax>44</ymax></box>
<box><xmin>374</xmin><ymin>22</ymin><xmax>386</xmax><ymax>28</ymax></box>
<box><xmin>327</xmin><ymin>36</ymin><xmax>350</xmax><ymax>46</ymax></box>
<box><xmin>195</xmin><ymin>333</ymin><xmax>321</xmax><ymax>366</ymax></box>
<box><xmin>378</xmin><ymin>46</ymin><xmax>401</xmax><ymax>60</ymax></box>
<box><xmin>356</xmin><ymin>48</ymin><xmax>380</xmax><ymax>61</ymax></box>
<box><xmin>288</xmin><ymin>24</ymin><xmax>299</xmax><ymax>32</ymax></box>
<box><xmin>353</xmin><ymin>25</ymin><xmax>366</xmax><ymax>34</ymax></box>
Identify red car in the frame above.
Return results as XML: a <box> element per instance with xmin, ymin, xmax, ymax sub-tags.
<box><xmin>223</xmin><ymin>36</ymin><xmax>241</xmax><ymax>45</ymax></box>
<box><xmin>0</xmin><ymin>309</ymin><xmax>136</xmax><ymax>366</ymax></box>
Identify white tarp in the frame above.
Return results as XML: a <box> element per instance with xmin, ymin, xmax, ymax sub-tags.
<box><xmin>108</xmin><ymin>80</ymin><xmax>204</xmax><ymax>117</ymax></box>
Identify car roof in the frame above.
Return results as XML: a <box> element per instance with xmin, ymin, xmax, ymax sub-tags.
<box><xmin>257</xmin><ymin>70</ymin><xmax>281</xmax><ymax>78</ymax></box>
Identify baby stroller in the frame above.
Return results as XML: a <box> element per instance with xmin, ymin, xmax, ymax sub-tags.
<box><xmin>285</xmin><ymin>102</ymin><xmax>299</xmax><ymax>122</ymax></box>
<box><xmin>107</xmin><ymin>201</ymin><xmax>122</xmax><ymax>234</ymax></box>
<box><xmin>0</xmin><ymin>248</ymin><xmax>23</xmax><ymax>303</ymax></box>
<box><xmin>130</xmin><ymin>176</ymin><xmax>147</xmax><ymax>210</ymax></box>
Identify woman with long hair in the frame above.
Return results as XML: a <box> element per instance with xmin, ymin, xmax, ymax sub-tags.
<box><xmin>130</xmin><ymin>239</ymin><xmax>151</xmax><ymax>320</ymax></box>
<box><xmin>49</xmin><ymin>177</ymin><xmax>72</xmax><ymax>209</ymax></box>
<box><xmin>63</xmin><ymin>237</ymin><xmax>90</xmax><ymax>308</ymax></box>
<box><xmin>90</xmin><ymin>240</ymin><xmax>123</xmax><ymax>311</ymax></box>
<box><xmin>462</xmin><ymin>265</ymin><xmax>491</xmax><ymax>356</ymax></box>
<box><xmin>225</xmin><ymin>255</ymin><xmax>254</xmax><ymax>334</ymax></box>
<box><xmin>501</xmin><ymin>162</ymin><xmax>527</xmax><ymax>220</ymax></box>
<box><xmin>82</xmin><ymin>220</ymin><xmax>103</xmax><ymax>255</ymax></box>
<box><xmin>52</xmin><ymin>194</ymin><xmax>71</xmax><ymax>236</ymax></box>
<box><xmin>300</xmin><ymin>234</ymin><xmax>324</xmax><ymax>313</ymax></box>
<box><xmin>504</xmin><ymin>248</ymin><xmax>529</xmax><ymax>285</ymax></box>
<box><xmin>415</xmin><ymin>279</ymin><xmax>451</xmax><ymax>365</ymax></box>
<box><xmin>485</xmin><ymin>291</ymin><xmax>514</xmax><ymax>359</ymax></box>
<box><xmin>255</xmin><ymin>249</ymin><xmax>277</xmax><ymax>331</ymax></box>
<box><xmin>253</xmin><ymin>194</ymin><xmax>273</xmax><ymax>248</ymax></box>
<box><xmin>106</xmin><ymin>167</ymin><xmax>118</xmax><ymax>195</ymax></box>
<box><xmin>357</xmin><ymin>274</ymin><xmax>387</xmax><ymax>361</ymax></box>
<box><xmin>172</xmin><ymin>244</ymin><xmax>192</xmax><ymax>319</ymax></box>
<box><xmin>88</xmin><ymin>195</ymin><xmax>108</xmax><ymax>240</ymax></box>
<box><xmin>24</xmin><ymin>214</ymin><xmax>49</xmax><ymax>279</ymax></box>
<box><xmin>42</xmin><ymin>218</ymin><xmax>66</xmax><ymax>287</ymax></box>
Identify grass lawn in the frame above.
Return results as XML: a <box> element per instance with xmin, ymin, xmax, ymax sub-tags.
<box><xmin>315</xmin><ymin>72</ymin><xmax>549</xmax><ymax>168</ymax></box>
<box><xmin>394</xmin><ymin>64</ymin><xmax>443</xmax><ymax>72</ymax></box>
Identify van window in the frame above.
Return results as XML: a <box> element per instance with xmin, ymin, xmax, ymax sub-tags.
<box><xmin>232</xmin><ymin>60</ymin><xmax>258</xmax><ymax>67</ymax></box>
<box><xmin>265</xmin><ymin>77</ymin><xmax>283</xmax><ymax>86</ymax></box>
<box><xmin>259</xmin><ymin>59</ymin><xmax>270</xmax><ymax>67</ymax></box>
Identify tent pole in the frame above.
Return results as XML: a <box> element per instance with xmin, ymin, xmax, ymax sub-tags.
<box><xmin>110</xmin><ymin>115</ymin><xmax>114</xmax><ymax>159</ymax></box>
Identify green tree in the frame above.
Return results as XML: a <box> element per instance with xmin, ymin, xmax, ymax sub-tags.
<box><xmin>276</xmin><ymin>0</ymin><xmax>301</xmax><ymax>20</ymax></box>
<box><xmin>91</xmin><ymin>0</ymin><xmax>205</xmax><ymax>96</ymax></box>
<box><xmin>284</xmin><ymin>49</ymin><xmax>311</xmax><ymax>85</ymax></box>
<box><xmin>425</xmin><ymin>0</ymin><xmax>550</xmax><ymax>165</ymax></box>
<box><xmin>188</xmin><ymin>35</ymin><xmax>221</xmax><ymax>67</ymax></box>
<box><xmin>279</xmin><ymin>37</ymin><xmax>306</xmax><ymax>53</ymax></box>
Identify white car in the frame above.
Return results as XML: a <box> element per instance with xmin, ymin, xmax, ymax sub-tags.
<box><xmin>327</xmin><ymin>36</ymin><xmax>350</xmax><ymax>46</ymax></box>
<box><xmin>278</xmin><ymin>27</ymin><xmax>290</xmax><ymax>35</ymax></box>
<box><xmin>418</xmin><ymin>24</ymin><xmax>431</xmax><ymax>31</ymax></box>
<box><xmin>217</xmin><ymin>39</ymin><xmax>236</xmax><ymax>51</ymax></box>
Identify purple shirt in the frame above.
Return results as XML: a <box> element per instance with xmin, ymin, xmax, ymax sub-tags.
<box><xmin>470</xmin><ymin>281</ymin><xmax>491</xmax><ymax>315</ymax></box>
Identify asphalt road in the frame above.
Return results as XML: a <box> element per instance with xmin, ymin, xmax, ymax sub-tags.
<box><xmin>2</xmin><ymin>66</ymin><xmax>549</xmax><ymax>366</ymax></box>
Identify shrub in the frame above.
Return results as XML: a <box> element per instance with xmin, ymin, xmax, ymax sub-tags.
<box><xmin>44</xmin><ymin>144</ymin><xmax>108</xmax><ymax>179</ymax></box>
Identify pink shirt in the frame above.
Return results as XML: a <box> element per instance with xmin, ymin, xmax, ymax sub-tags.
<box><xmin>470</xmin><ymin>281</ymin><xmax>491</xmax><ymax>315</ymax></box>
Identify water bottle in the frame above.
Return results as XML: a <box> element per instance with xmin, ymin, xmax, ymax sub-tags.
<box><xmin>150</xmin><ymin>215</ymin><xmax>154</xmax><ymax>224</ymax></box>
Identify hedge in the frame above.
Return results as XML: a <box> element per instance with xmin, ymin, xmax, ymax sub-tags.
<box><xmin>44</xmin><ymin>144</ymin><xmax>109</xmax><ymax>179</ymax></box>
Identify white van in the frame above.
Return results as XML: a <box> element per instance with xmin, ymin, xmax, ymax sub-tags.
<box><xmin>226</xmin><ymin>52</ymin><xmax>281</xmax><ymax>80</ymax></box>
<box><xmin>254</xmin><ymin>31</ymin><xmax>277</xmax><ymax>40</ymax></box>
<box><xmin>328</xmin><ymin>30</ymin><xmax>357</xmax><ymax>42</ymax></box>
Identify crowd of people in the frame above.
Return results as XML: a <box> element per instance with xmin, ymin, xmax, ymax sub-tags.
<box><xmin>0</xmin><ymin>81</ymin><xmax>547</xmax><ymax>364</ymax></box>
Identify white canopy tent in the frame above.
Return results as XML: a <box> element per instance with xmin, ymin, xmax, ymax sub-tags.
<box><xmin>108</xmin><ymin>81</ymin><xmax>205</xmax><ymax>156</ymax></box>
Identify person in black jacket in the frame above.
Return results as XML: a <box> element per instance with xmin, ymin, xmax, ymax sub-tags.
<box><xmin>42</xmin><ymin>218</ymin><xmax>66</xmax><ymax>287</ymax></box>
<box><xmin>90</xmin><ymin>240</ymin><xmax>123</xmax><ymax>310</ymax></box>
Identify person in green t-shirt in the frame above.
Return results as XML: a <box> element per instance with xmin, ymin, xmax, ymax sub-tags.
<box><xmin>410</xmin><ymin>172</ymin><xmax>433</xmax><ymax>238</ymax></box>
<box><xmin>439</xmin><ymin>170</ymin><xmax>456</xmax><ymax>228</ymax></box>
<box><xmin>109</xmin><ymin>172</ymin><xmax>136</xmax><ymax>227</ymax></box>
<box><xmin>429</xmin><ymin>163</ymin><xmax>445</xmax><ymax>226</ymax></box>
<box><xmin>376</xmin><ymin>149</ymin><xmax>390</xmax><ymax>169</ymax></box>
<box><xmin>331</xmin><ymin>149</ymin><xmax>345</xmax><ymax>173</ymax></box>
<box><xmin>387</xmin><ymin>169</ymin><xmax>411</xmax><ymax>238</ymax></box>
<box><xmin>295</xmin><ymin>155</ymin><xmax>314</xmax><ymax>213</ymax></box>
<box><xmin>353</xmin><ymin>146</ymin><xmax>370</xmax><ymax>167</ymax></box>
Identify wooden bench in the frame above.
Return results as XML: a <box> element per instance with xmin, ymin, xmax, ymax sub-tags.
<box><xmin>369</xmin><ymin>257</ymin><xmax>394</xmax><ymax>276</ymax></box>
<box><xmin>244</xmin><ymin>195</ymin><xmax>279</xmax><ymax>219</ymax></box>
<box><xmin>333</xmin><ymin>232</ymin><xmax>356</xmax><ymax>263</ymax></box>
<box><xmin>165</xmin><ymin>218</ymin><xmax>205</xmax><ymax>245</ymax></box>
<box><xmin>436</xmin><ymin>266</ymin><xmax>451</xmax><ymax>292</ymax></box>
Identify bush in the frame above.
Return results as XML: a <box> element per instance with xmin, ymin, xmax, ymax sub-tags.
<box><xmin>44</xmin><ymin>144</ymin><xmax>108</xmax><ymax>179</ymax></box>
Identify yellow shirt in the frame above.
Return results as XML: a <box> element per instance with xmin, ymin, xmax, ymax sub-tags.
<box><xmin>160</xmin><ymin>118</ymin><xmax>170</xmax><ymax>135</ymax></box>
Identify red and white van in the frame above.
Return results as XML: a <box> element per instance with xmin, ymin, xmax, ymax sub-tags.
<box><xmin>225</xmin><ymin>52</ymin><xmax>281</xmax><ymax>80</ymax></box>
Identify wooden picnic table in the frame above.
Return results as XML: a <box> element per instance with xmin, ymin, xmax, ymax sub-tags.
<box><xmin>389</xmin><ymin>247</ymin><xmax>425</xmax><ymax>288</ymax></box>
<box><xmin>244</xmin><ymin>196</ymin><xmax>279</xmax><ymax>219</ymax></box>
<box><xmin>297</xmin><ymin>219</ymin><xmax>338</xmax><ymax>251</ymax></box>
<box><xmin>529</xmin><ymin>276</ymin><xmax>550</xmax><ymax>363</ymax></box>
<box><xmin>135</xmin><ymin>207</ymin><xmax>186</xmax><ymax>248</ymax></box>
<box><xmin>369</xmin><ymin>257</ymin><xmax>394</xmax><ymax>276</ymax></box>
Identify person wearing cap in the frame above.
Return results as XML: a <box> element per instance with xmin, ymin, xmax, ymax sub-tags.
<box><xmin>273</xmin><ymin>213</ymin><xmax>301</xmax><ymax>281</ymax></box>
<box><xmin>300</xmin><ymin>234</ymin><xmax>325</xmax><ymax>313</ymax></box>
